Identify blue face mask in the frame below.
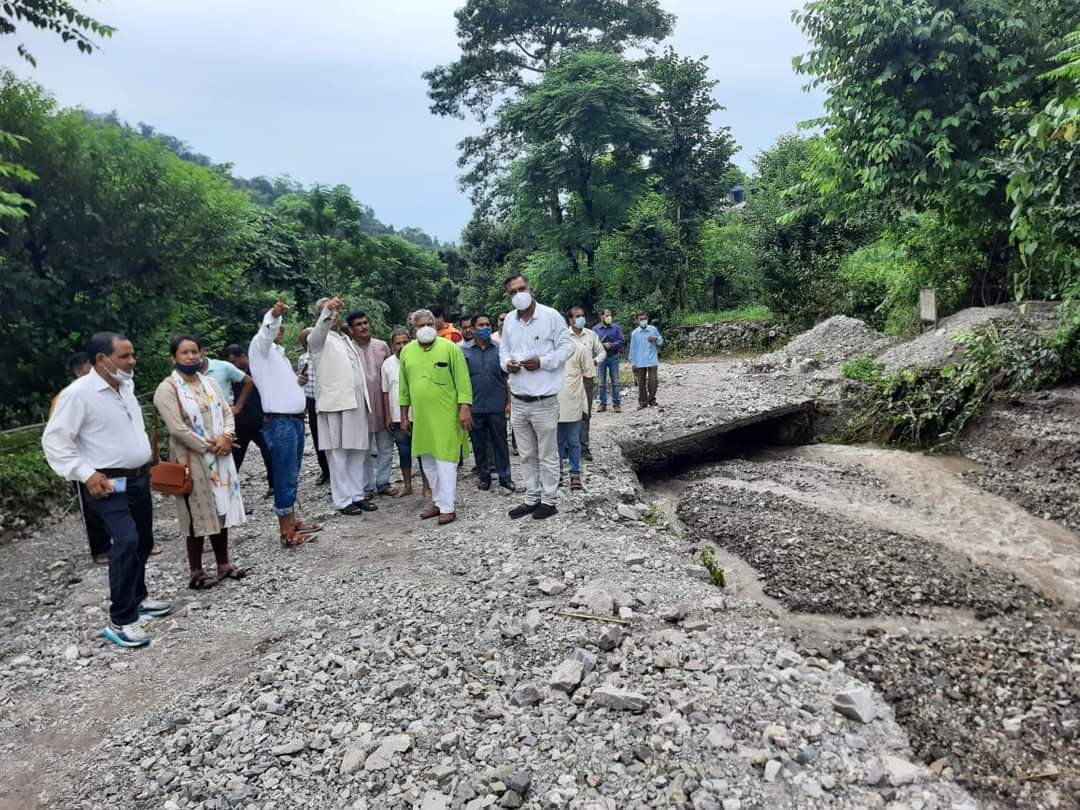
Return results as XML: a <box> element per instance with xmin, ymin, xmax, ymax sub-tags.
<box><xmin>175</xmin><ymin>361</ymin><xmax>202</xmax><ymax>375</ymax></box>
<box><xmin>476</xmin><ymin>327</ymin><xmax>492</xmax><ymax>341</ymax></box>
<box><xmin>574</xmin><ymin>316</ymin><xmax>586</xmax><ymax>329</ymax></box>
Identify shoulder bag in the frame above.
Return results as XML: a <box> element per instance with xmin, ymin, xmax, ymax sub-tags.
<box><xmin>149</xmin><ymin>381</ymin><xmax>194</xmax><ymax>496</ymax></box>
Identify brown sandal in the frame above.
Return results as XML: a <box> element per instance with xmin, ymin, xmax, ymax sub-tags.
<box><xmin>420</xmin><ymin>504</ymin><xmax>440</xmax><ymax>520</ymax></box>
<box><xmin>217</xmin><ymin>563</ymin><xmax>251</xmax><ymax>581</ymax></box>
<box><xmin>188</xmin><ymin>569</ymin><xmax>217</xmax><ymax>590</ymax></box>
<box><xmin>280</xmin><ymin>531</ymin><xmax>309</xmax><ymax>548</ymax></box>
<box><xmin>294</xmin><ymin>519</ymin><xmax>323</xmax><ymax>534</ymax></box>
<box><xmin>437</xmin><ymin>512</ymin><xmax>456</xmax><ymax>525</ymax></box>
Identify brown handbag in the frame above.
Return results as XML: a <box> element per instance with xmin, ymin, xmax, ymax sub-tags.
<box><xmin>149</xmin><ymin>382</ymin><xmax>194</xmax><ymax>496</ymax></box>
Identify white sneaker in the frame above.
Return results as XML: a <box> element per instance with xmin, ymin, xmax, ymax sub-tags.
<box><xmin>138</xmin><ymin>599</ymin><xmax>174</xmax><ymax>619</ymax></box>
<box><xmin>102</xmin><ymin>621</ymin><xmax>151</xmax><ymax>648</ymax></box>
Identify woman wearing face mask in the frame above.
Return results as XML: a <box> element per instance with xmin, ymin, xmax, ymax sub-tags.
<box><xmin>154</xmin><ymin>335</ymin><xmax>248</xmax><ymax>590</ymax></box>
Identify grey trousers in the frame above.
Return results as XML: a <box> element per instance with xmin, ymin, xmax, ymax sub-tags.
<box><xmin>511</xmin><ymin>395</ymin><xmax>560</xmax><ymax>506</ymax></box>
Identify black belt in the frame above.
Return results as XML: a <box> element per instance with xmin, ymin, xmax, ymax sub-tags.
<box><xmin>264</xmin><ymin>412</ymin><xmax>304</xmax><ymax>420</ymax></box>
<box><xmin>98</xmin><ymin>464</ymin><xmax>150</xmax><ymax>479</ymax></box>
<box><xmin>512</xmin><ymin>393</ymin><xmax>556</xmax><ymax>403</ymax></box>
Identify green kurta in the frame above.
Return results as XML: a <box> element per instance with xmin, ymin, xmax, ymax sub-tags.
<box><xmin>399</xmin><ymin>337</ymin><xmax>473</xmax><ymax>463</ymax></box>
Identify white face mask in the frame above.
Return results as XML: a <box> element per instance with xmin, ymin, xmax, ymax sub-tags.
<box><xmin>511</xmin><ymin>291</ymin><xmax>533</xmax><ymax>311</ymax></box>
<box><xmin>574</xmin><ymin>316</ymin><xmax>586</xmax><ymax>329</ymax></box>
<box><xmin>639</xmin><ymin>319</ymin><xmax>648</xmax><ymax>328</ymax></box>
<box><xmin>416</xmin><ymin>325</ymin><xmax>437</xmax><ymax>344</ymax></box>
<box><xmin>102</xmin><ymin>357</ymin><xmax>134</xmax><ymax>383</ymax></box>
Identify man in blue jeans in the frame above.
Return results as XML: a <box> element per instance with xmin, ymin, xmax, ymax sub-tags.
<box><xmin>464</xmin><ymin>314</ymin><xmax>515</xmax><ymax>494</ymax></box>
<box><xmin>43</xmin><ymin>332</ymin><xmax>174</xmax><ymax>648</ymax></box>
<box><xmin>248</xmin><ymin>298</ymin><xmax>323</xmax><ymax>546</ymax></box>
<box><xmin>593</xmin><ymin>308</ymin><xmax>625</xmax><ymax>413</ymax></box>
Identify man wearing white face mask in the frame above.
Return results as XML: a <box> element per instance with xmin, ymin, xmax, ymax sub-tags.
<box><xmin>43</xmin><ymin>332</ymin><xmax>173</xmax><ymax>648</ymax></box>
<box><xmin>567</xmin><ymin>305</ymin><xmax>605</xmax><ymax>460</ymax></box>
<box><xmin>629</xmin><ymin>311</ymin><xmax>664</xmax><ymax>409</ymax></box>
<box><xmin>399</xmin><ymin>309</ymin><xmax>474</xmax><ymax>525</ymax></box>
<box><xmin>499</xmin><ymin>273</ymin><xmax>575</xmax><ymax>520</ymax></box>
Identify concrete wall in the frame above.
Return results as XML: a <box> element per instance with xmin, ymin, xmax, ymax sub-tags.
<box><xmin>665</xmin><ymin>321</ymin><xmax>790</xmax><ymax>356</ymax></box>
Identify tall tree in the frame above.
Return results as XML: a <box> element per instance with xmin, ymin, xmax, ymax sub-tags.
<box><xmin>1</xmin><ymin>0</ymin><xmax>114</xmax><ymax>66</ymax></box>
<box><xmin>793</xmin><ymin>0</ymin><xmax>1080</xmax><ymax>302</ymax></box>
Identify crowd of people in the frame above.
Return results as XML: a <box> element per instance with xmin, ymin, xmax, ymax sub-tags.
<box><xmin>41</xmin><ymin>274</ymin><xmax>665</xmax><ymax>649</ymax></box>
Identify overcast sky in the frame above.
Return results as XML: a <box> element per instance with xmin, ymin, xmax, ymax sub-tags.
<box><xmin>5</xmin><ymin>0</ymin><xmax>823</xmax><ymax>243</ymax></box>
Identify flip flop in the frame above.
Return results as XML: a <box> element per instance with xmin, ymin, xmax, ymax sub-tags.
<box><xmin>216</xmin><ymin>564</ymin><xmax>252</xmax><ymax>581</ymax></box>
<box><xmin>188</xmin><ymin>570</ymin><xmax>217</xmax><ymax>590</ymax></box>
<box><xmin>294</xmin><ymin>520</ymin><xmax>323</xmax><ymax>534</ymax></box>
<box><xmin>280</xmin><ymin>531</ymin><xmax>309</xmax><ymax>548</ymax></box>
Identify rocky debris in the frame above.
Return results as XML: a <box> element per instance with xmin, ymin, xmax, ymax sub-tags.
<box><xmin>548</xmin><ymin>658</ymin><xmax>585</xmax><ymax>693</ymax></box>
<box><xmin>363</xmin><ymin>733</ymin><xmax>412</xmax><ymax>771</ymax></box>
<box><xmin>664</xmin><ymin>321</ymin><xmax>790</xmax><ymax>357</ymax></box>
<box><xmin>752</xmin><ymin>315</ymin><xmax>897</xmax><ymax>375</ymax></box>
<box><xmin>590</xmin><ymin>685</ymin><xmax>650</xmax><ymax>713</ymax></box>
<box><xmin>875</xmin><ymin>305</ymin><xmax>1016</xmax><ymax>374</ymax></box>
<box><xmin>959</xmin><ymin>387</ymin><xmax>1080</xmax><ymax>533</ymax></box>
<box><xmin>678</xmin><ymin>482</ymin><xmax>1049</xmax><ymax>618</ymax></box>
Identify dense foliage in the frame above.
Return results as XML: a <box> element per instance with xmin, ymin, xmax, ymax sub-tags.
<box><xmin>0</xmin><ymin>74</ymin><xmax>460</xmax><ymax>426</ymax></box>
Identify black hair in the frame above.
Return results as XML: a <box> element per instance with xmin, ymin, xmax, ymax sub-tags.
<box><xmin>460</xmin><ymin>313</ymin><xmax>473</xmax><ymax>324</ymax></box>
<box><xmin>473</xmin><ymin>313</ymin><xmax>491</xmax><ymax>324</ymax></box>
<box><xmin>169</xmin><ymin>334</ymin><xmax>202</xmax><ymax>357</ymax></box>
<box><xmin>66</xmin><ymin>352</ymin><xmax>90</xmax><ymax>373</ymax></box>
<box><xmin>503</xmin><ymin>272</ymin><xmax>527</xmax><ymax>289</ymax></box>
<box><xmin>346</xmin><ymin>310</ymin><xmax>368</xmax><ymax>326</ymax></box>
<box><xmin>223</xmin><ymin>344</ymin><xmax>246</xmax><ymax>360</ymax></box>
<box><xmin>429</xmin><ymin>304</ymin><xmax>446</xmax><ymax>319</ymax></box>
<box><xmin>86</xmin><ymin>332</ymin><xmax>121</xmax><ymax>361</ymax></box>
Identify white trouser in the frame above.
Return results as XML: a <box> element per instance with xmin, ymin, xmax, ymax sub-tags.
<box><xmin>421</xmin><ymin>455</ymin><xmax>458</xmax><ymax>514</ymax></box>
<box><xmin>511</xmin><ymin>395</ymin><xmax>560</xmax><ymax>506</ymax></box>
<box><xmin>327</xmin><ymin>448</ymin><xmax>369</xmax><ymax>510</ymax></box>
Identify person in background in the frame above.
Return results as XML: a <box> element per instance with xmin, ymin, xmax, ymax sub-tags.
<box><xmin>309</xmin><ymin>298</ymin><xmax>376</xmax><ymax>517</ymax></box>
<box><xmin>567</xmin><ymin>306</ymin><xmax>605</xmax><ymax>461</ymax></box>
<box><xmin>399</xmin><ymin>309</ymin><xmax>474</xmax><ymax>525</ymax></box>
<box><xmin>557</xmin><ymin>337</ymin><xmax>591</xmax><ymax>492</ymax></box>
<box><xmin>43</xmin><ymin>332</ymin><xmax>173</xmax><ymax>648</ymax></box>
<box><xmin>463</xmin><ymin>314</ymin><xmax>514</xmax><ymax>494</ymax></box>
<box><xmin>223</xmin><ymin>344</ymin><xmax>275</xmax><ymax>496</ymax></box>
<box><xmin>460</xmin><ymin>314</ymin><xmax>476</xmax><ymax>348</ymax></box>
<box><xmin>154</xmin><ymin>335</ymin><xmax>248</xmax><ymax>590</ymax></box>
<box><xmin>198</xmin><ymin>340</ymin><xmax>253</xmax><ymax>414</ymax></box>
<box><xmin>248</xmin><ymin>298</ymin><xmax>323</xmax><ymax>545</ymax></box>
<box><xmin>53</xmin><ymin>352</ymin><xmax>113</xmax><ymax>565</ymax></box>
<box><xmin>381</xmin><ymin>327</ymin><xmax>414</xmax><ymax>497</ymax></box>
<box><xmin>499</xmin><ymin>273</ymin><xmax>574</xmax><ymax>520</ymax></box>
<box><xmin>593</xmin><ymin>308</ymin><xmax>625</xmax><ymax>414</ymax></box>
<box><xmin>492</xmin><ymin>312</ymin><xmax>507</xmax><ymax>345</ymax></box>
<box><xmin>347</xmin><ymin>310</ymin><xmax>397</xmax><ymax>498</ymax></box>
<box><xmin>296</xmin><ymin>327</ymin><xmax>330</xmax><ymax>485</ymax></box>
<box><xmin>432</xmin><ymin>305</ymin><xmax>463</xmax><ymax>343</ymax></box>
<box><xmin>629</xmin><ymin>311</ymin><xmax>663</xmax><ymax>409</ymax></box>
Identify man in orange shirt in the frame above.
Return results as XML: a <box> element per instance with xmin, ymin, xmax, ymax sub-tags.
<box><xmin>432</xmin><ymin>305</ymin><xmax>463</xmax><ymax>343</ymax></box>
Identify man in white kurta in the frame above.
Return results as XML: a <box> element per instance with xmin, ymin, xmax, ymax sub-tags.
<box><xmin>308</xmin><ymin>297</ymin><xmax>375</xmax><ymax>515</ymax></box>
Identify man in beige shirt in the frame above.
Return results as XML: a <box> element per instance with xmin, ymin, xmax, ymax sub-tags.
<box><xmin>568</xmin><ymin>306</ymin><xmax>606</xmax><ymax>461</ymax></box>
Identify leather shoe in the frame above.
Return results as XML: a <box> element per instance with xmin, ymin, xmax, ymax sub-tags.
<box><xmin>355</xmin><ymin>499</ymin><xmax>378</xmax><ymax>512</ymax></box>
<box><xmin>437</xmin><ymin>512</ymin><xmax>456</xmax><ymax>525</ymax></box>
<box><xmin>531</xmin><ymin>503</ymin><xmax>558</xmax><ymax>520</ymax></box>
<box><xmin>420</xmin><ymin>504</ymin><xmax>440</xmax><ymax>519</ymax></box>
<box><xmin>508</xmin><ymin>502</ymin><xmax>538</xmax><ymax>519</ymax></box>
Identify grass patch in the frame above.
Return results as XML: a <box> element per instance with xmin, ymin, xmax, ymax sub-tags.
<box><xmin>841</xmin><ymin>354</ymin><xmax>884</xmax><ymax>381</ymax></box>
<box><xmin>676</xmin><ymin>304</ymin><xmax>775</xmax><ymax>326</ymax></box>
<box><xmin>0</xmin><ymin>428</ymin><xmax>71</xmax><ymax>533</ymax></box>
<box><xmin>700</xmin><ymin>546</ymin><xmax>727</xmax><ymax>588</ymax></box>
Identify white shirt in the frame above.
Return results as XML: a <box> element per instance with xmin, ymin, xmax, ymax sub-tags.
<box><xmin>249</xmin><ymin>309</ymin><xmax>306</xmax><ymax>415</ymax></box>
<box><xmin>498</xmin><ymin>302</ymin><xmax>576</xmax><ymax>397</ymax></box>
<box><xmin>42</xmin><ymin>368</ymin><xmax>153</xmax><ymax>482</ymax></box>
<box><xmin>381</xmin><ymin>353</ymin><xmax>402</xmax><ymax>423</ymax></box>
<box><xmin>569</xmin><ymin>327</ymin><xmax>606</xmax><ymax>378</ymax></box>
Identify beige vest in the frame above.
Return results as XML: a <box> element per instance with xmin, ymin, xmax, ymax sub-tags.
<box><xmin>313</xmin><ymin>332</ymin><xmax>369</xmax><ymax>414</ymax></box>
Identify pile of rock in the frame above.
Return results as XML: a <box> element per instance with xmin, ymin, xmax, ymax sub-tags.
<box><xmin>664</xmin><ymin>322</ymin><xmax>790</xmax><ymax>357</ymax></box>
<box><xmin>750</xmin><ymin>316</ymin><xmax>897</xmax><ymax>376</ymax></box>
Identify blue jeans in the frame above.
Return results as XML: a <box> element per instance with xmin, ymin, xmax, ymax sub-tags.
<box><xmin>86</xmin><ymin>472</ymin><xmax>154</xmax><ymax>626</ymax></box>
<box><xmin>471</xmin><ymin>411</ymin><xmax>511</xmax><ymax>484</ymax></box>
<box><xmin>598</xmin><ymin>355</ymin><xmax>621</xmax><ymax>406</ymax></box>
<box><xmin>391</xmin><ymin>423</ymin><xmax>413</xmax><ymax>470</ymax></box>
<box><xmin>558</xmin><ymin>421</ymin><xmax>583</xmax><ymax>476</ymax></box>
<box><xmin>364</xmin><ymin>429</ymin><xmax>396</xmax><ymax>495</ymax></box>
<box><xmin>262</xmin><ymin>414</ymin><xmax>304</xmax><ymax>516</ymax></box>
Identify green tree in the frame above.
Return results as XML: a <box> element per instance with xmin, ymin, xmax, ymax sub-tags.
<box><xmin>793</xmin><ymin>0</ymin><xmax>1080</xmax><ymax>302</ymax></box>
<box><xmin>1</xmin><ymin>0</ymin><xmax>114</xmax><ymax>66</ymax></box>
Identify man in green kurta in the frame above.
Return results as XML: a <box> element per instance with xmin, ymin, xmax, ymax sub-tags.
<box><xmin>399</xmin><ymin>309</ymin><xmax>474</xmax><ymax>525</ymax></box>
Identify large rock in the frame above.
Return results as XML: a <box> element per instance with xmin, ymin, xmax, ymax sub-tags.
<box><xmin>549</xmin><ymin>659</ymin><xmax>585</xmax><ymax>693</ymax></box>
<box><xmin>833</xmin><ymin>688</ymin><xmax>877</xmax><ymax>724</ymax></box>
<box><xmin>591</xmin><ymin>685</ymin><xmax>649</xmax><ymax>713</ymax></box>
<box><xmin>882</xmin><ymin>754</ymin><xmax>923</xmax><ymax>786</ymax></box>
<box><xmin>363</xmin><ymin>733</ymin><xmax>411</xmax><ymax>771</ymax></box>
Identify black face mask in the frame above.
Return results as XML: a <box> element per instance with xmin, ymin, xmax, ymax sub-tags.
<box><xmin>175</xmin><ymin>361</ymin><xmax>202</xmax><ymax>375</ymax></box>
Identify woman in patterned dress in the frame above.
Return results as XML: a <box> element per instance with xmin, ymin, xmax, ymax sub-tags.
<box><xmin>154</xmin><ymin>335</ymin><xmax>248</xmax><ymax>589</ymax></box>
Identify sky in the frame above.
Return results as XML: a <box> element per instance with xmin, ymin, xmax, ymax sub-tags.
<box><xmin>5</xmin><ymin>0</ymin><xmax>823</xmax><ymax>243</ymax></box>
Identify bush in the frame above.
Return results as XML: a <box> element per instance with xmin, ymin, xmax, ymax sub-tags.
<box><xmin>841</xmin><ymin>355</ymin><xmax>884</xmax><ymax>381</ymax></box>
<box><xmin>0</xmin><ymin>430</ymin><xmax>70</xmax><ymax>534</ymax></box>
<box><xmin>677</xmin><ymin>305</ymin><xmax>775</xmax><ymax>326</ymax></box>
<box><xmin>839</xmin><ymin>321</ymin><xmax>1071</xmax><ymax>449</ymax></box>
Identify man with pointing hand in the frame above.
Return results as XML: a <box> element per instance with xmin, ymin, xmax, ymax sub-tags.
<box><xmin>498</xmin><ymin>273</ymin><xmax>574</xmax><ymax>520</ymax></box>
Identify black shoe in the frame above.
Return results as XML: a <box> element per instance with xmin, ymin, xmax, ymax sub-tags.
<box><xmin>354</xmin><ymin>499</ymin><xmax>378</xmax><ymax>512</ymax></box>
<box><xmin>499</xmin><ymin>480</ymin><xmax>516</xmax><ymax>495</ymax></box>
<box><xmin>531</xmin><ymin>503</ymin><xmax>558</xmax><ymax>520</ymax></box>
<box><xmin>583</xmin><ymin>449</ymin><xmax>593</xmax><ymax>461</ymax></box>
<box><xmin>341</xmin><ymin>502</ymin><xmax>366</xmax><ymax>516</ymax></box>
<box><xmin>509</xmin><ymin>502</ymin><xmax>539</xmax><ymax>519</ymax></box>
<box><xmin>477</xmin><ymin>480</ymin><xmax>492</xmax><ymax>491</ymax></box>
<box><xmin>317</xmin><ymin>473</ymin><xmax>330</xmax><ymax>486</ymax></box>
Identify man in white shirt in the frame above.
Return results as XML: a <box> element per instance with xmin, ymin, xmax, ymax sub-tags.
<box><xmin>249</xmin><ymin>298</ymin><xmax>323</xmax><ymax>545</ymax></box>
<box><xmin>42</xmin><ymin>332</ymin><xmax>173</xmax><ymax>649</ymax></box>
<box><xmin>498</xmin><ymin>273</ymin><xmax>574</xmax><ymax>520</ymax></box>
<box><xmin>567</xmin><ymin>305</ymin><xmax>606</xmax><ymax>461</ymax></box>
